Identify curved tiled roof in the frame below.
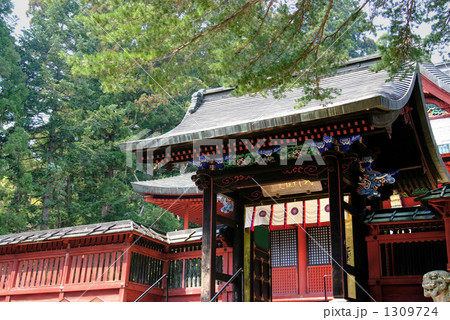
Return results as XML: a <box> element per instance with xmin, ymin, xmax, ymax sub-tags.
<box><xmin>0</xmin><ymin>219</ymin><xmax>226</xmax><ymax>246</ymax></box>
<box><xmin>0</xmin><ymin>220</ymin><xmax>166</xmax><ymax>246</ymax></box>
<box><xmin>120</xmin><ymin>54</ymin><xmax>416</xmax><ymax>152</ymax></box>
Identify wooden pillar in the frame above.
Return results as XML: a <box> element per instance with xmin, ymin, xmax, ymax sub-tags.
<box><xmin>444</xmin><ymin>212</ymin><xmax>450</xmax><ymax>272</ymax></box>
<box><xmin>243</xmin><ymin>228</ymin><xmax>252</xmax><ymax>302</ymax></box>
<box><xmin>58</xmin><ymin>242</ymin><xmax>71</xmax><ymax>301</ymax></box>
<box><xmin>184</xmin><ymin>204</ymin><xmax>190</xmax><ymax>230</ymax></box>
<box><xmin>201</xmin><ymin>174</ymin><xmax>217</xmax><ymax>302</ymax></box>
<box><xmin>119</xmin><ymin>240</ymin><xmax>133</xmax><ymax>302</ymax></box>
<box><xmin>349</xmin><ymin>192</ymin><xmax>370</xmax><ymax>301</ymax></box>
<box><xmin>232</xmin><ymin>192</ymin><xmax>244</xmax><ymax>301</ymax></box>
<box><xmin>327</xmin><ymin>156</ymin><xmax>346</xmax><ymax>299</ymax></box>
<box><xmin>297</xmin><ymin>226</ymin><xmax>308</xmax><ymax>295</ymax></box>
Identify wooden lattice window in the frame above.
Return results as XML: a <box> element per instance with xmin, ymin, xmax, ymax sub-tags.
<box><xmin>129</xmin><ymin>252</ymin><xmax>163</xmax><ymax>286</ymax></box>
<box><xmin>183</xmin><ymin>258</ymin><xmax>201</xmax><ymax>288</ymax></box>
<box><xmin>168</xmin><ymin>260</ymin><xmax>184</xmax><ymax>288</ymax></box>
<box><xmin>306</xmin><ymin>226</ymin><xmax>331</xmax><ymax>266</ymax></box>
<box><xmin>270</xmin><ymin>229</ymin><xmax>298</xmax><ymax>268</ymax></box>
<box><xmin>169</xmin><ymin>255</ymin><xmax>224</xmax><ymax>288</ymax></box>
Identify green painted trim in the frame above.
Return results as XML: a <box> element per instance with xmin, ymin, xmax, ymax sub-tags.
<box><xmin>254</xmin><ymin>226</ymin><xmax>269</xmax><ymax>251</ymax></box>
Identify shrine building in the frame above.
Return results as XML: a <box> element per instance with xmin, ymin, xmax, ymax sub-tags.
<box><xmin>122</xmin><ymin>54</ymin><xmax>450</xmax><ymax>302</ymax></box>
<box><xmin>0</xmin><ymin>54</ymin><xmax>449</xmax><ymax>302</ymax></box>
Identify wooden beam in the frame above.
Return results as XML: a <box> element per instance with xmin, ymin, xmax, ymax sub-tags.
<box><xmin>209</xmin><ymin>162</ymin><xmax>328</xmax><ymax>193</ymax></box>
<box><xmin>201</xmin><ymin>174</ymin><xmax>217</xmax><ymax>302</ymax></box>
<box><xmin>183</xmin><ymin>204</ymin><xmax>190</xmax><ymax>230</ymax></box>
<box><xmin>216</xmin><ymin>215</ymin><xmax>237</xmax><ymax>229</ymax></box>
<box><xmin>373</xmin><ymin>231</ymin><xmax>445</xmax><ymax>243</ymax></box>
<box><xmin>343</xmin><ymin>202</ymin><xmax>358</xmax><ymax>216</ymax></box>
<box><xmin>216</xmin><ymin>272</ymin><xmax>232</xmax><ymax>282</ymax></box>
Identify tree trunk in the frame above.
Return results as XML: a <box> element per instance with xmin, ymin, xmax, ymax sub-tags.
<box><xmin>101</xmin><ymin>168</ymin><xmax>114</xmax><ymax>217</ymax></box>
<box><xmin>101</xmin><ymin>203</ymin><xmax>110</xmax><ymax>217</ymax></box>
<box><xmin>41</xmin><ymin>181</ymin><xmax>51</xmax><ymax>230</ymax></box>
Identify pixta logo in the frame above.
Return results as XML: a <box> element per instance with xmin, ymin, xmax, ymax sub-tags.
<box><xmin>125</xmin><ymin>130</ymin><xmax>172</xmax><ymax>176</ymax></box>
<box><xmin>126</xmin><ymin>135</ymin><xmax>326</xmax><ymax>175</ymax></box>
<box><xmin>126</xmin><ymin>134</ymin><xmax>326</xmax><ymax>175</ymax></box>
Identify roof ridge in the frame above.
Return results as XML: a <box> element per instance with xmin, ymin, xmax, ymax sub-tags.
<box><xmin>187</xmin><ymin>89</ymin><xmax>206</xmax><ymax>114</ymax></box>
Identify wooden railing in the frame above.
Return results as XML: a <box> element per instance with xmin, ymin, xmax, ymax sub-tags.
<box><xmin>165</xmin><ymin>249</ymin><xmax>229</xmax><ymax>289</ymax></box>
<box><xmin>135</xmin><ymin>274</ymin><xmax>168</xmax><ymax>302</ymax></box>
<box><xmin>15</xmin><ymin>256</ymin><xmax>65</xmax><ymax>288</ymax></box>
<box><xmin>0</xmin><ymin>243</ymin><xmax>130</xmax><ymax>302</ymax></box>
<box><xmin>168</xmin><ymin>257</ymin><xmax>201</xmax><ymax>289</ymax></box>
<box><xmin>0</xmin><ymin>242</ymin><xmax>233</xmax><ymax>302</ymax></box>
<box><xmin>163</xmin><ymin>248</ymin><xmax>232</xmax><ymax>301</ymax></box>
<box><xmin>0</xmin><ymin>260</ymin><xmax>13</xmax><ymax>290</ymax></box>
<box><xmin>129</xmin><ymin>252</ymin><xmax>163</xmax><ymax>287</ymax></box>
<box><xmin>67</xmin><ymin>250</ymin><xmax>124</xmax><ymax>285</ymax></box>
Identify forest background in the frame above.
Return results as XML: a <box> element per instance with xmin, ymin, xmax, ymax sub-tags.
<box><xmin>0</xmin><ymin>0</ymin><xmax>448</xmax><ymax>234</ymax></box>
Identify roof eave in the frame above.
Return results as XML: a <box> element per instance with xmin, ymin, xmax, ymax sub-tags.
<box><xmin>131</xmin><ymin>181</ymin><xmax>200</xmax><ymax>195</ymax></box>
<box><xmin>120</xmin><ymin>94</ymin><xmax>411</xmax><ymax>153</ymax></box>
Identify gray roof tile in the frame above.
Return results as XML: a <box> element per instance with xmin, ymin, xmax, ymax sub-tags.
<box><xmin>0</xmin><ymin>220</ymin><xmax>166</xmax><ymax>246</ymax></box>
<box><xmin>121</xmin><ymin>55</ymin><xmax>416</xmax><ymax>152</ymax></box>
<box><xmin>0</xmin><ymin>220</ymin><xmax>225</xmax><ymax>246</ymax></box>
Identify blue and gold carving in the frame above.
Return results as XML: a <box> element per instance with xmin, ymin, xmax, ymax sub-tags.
<box><xmin>357</xmin><ymin>156</ymin><xmax>397</xmax><ymax>198</ymax></box>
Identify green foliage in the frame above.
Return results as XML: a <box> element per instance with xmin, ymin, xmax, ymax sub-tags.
<box><xmin>71</xmin><ymin>1</ymin><xmax>446</xmax><ymax>102</ymax></box>
<box><xmin>0</xmin><ymin>0</ymin><xmax>28</xmax><ymax>130</ymax></box>
<box><xmin>72</xmin><ymin>0</ymin><xmax>377</xmax><ymax>105</ymax></box>
<box><xmin>2</xmin><ymin>0</ymin><xmax>446</xmax><ymax>235</ymax></box>
<box><xmin>0</xmin><ymin>0</ymin><xmax>32</xmax><ymax>233</ymax></box>
<box><xmin>0</xmin><ymin>0</ymin><xmax>185</xmax><ymax>234</ymax></box>
<box><xmin>369</xmin><ymin>0</ymin><xmax>448</xmax><ymax>75</ymax></box>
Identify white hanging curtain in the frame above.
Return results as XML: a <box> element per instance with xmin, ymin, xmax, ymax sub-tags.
<box><xmin>244</xmin><ymin>198</ymin><xmax>332</xmax><ymax>230</ymax></box>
